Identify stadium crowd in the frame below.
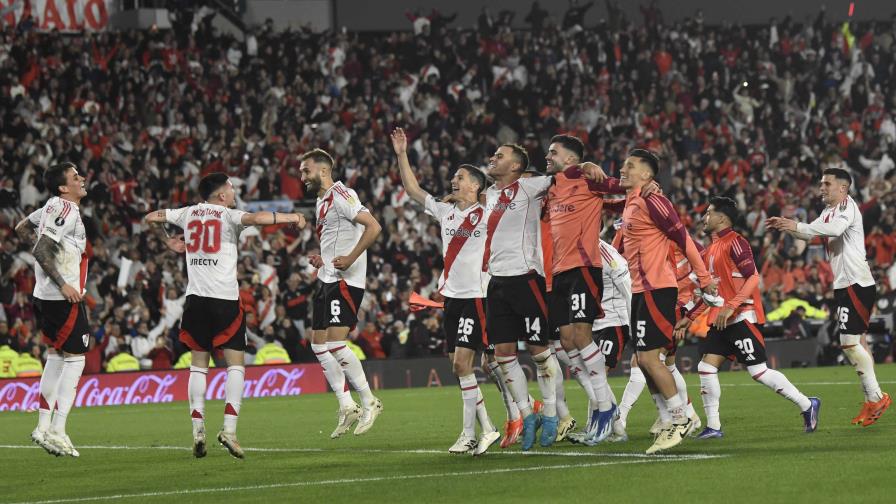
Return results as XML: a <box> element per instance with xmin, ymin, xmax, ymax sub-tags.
<box><xmin>1</xmin><ymin>3</ymin><xmax>895</xmax><ymax>373</ymax></box>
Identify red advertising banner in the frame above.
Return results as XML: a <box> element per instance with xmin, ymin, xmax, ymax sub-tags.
<box><xmin>1</xmin><ymin>0</ymin><xmax>117</xmax><ymax>32</ymax></box>
<box><xmin>0</xmin><ymin>364</ymin><xmax>327</xmax><ymax>411</ymax></box>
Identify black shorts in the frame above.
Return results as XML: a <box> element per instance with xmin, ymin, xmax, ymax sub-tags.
<box><xmin>550</xmin><ymin>267</ymin><xmax>604</xmax><ymax>328</ymax></box>
<box><xmin>311</xmin><ymin>280</ymin><xmax>365</xmax><ymax>331</ymax></box>
<box><xmin>700</xmin><ymin>319</ymin><xmax>768</xmax><ymax>365</ymax></box>
<box><xmin>630</xmin><ymin>287</ymin><xmax>678</xmax><ymax>353</ymax></box>
<box><xmin>486</xmin><ymin>273</ymin><xmax>550</xmax><ymax>347</ymax></box>
<box><xmin>834</xmin><ymin>284</ymin><xmax>876</xmax><ymax>335</ymax></box>
<box><xmin>595</xmin><ymin>325</ymin><xmax>629</xmax><ymax>369</ymax></box>
<box><xmin>444</xmin><ymin>297</ymin><xmax>489</xmax><ymax>353</ymax></box>
<box><xmin>33</xmin><ymin>298</ymin><xmax>90</xmax><ymax>354</ymax></box>
<box><xmin>547</xmin><ymin>291</ymin><xmax>561</xmax><ymax>341</ymax></box>
<box><xmin>179</xmin><ymin>295</ymin><xmax>247</xmax><ymax>352</ymax></box>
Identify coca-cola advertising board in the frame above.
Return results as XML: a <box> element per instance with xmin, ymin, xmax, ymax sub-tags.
<box><xmin>0</xmin><ymin>364</ymin><xmax>327</xmax><ymax>411</ymax></box>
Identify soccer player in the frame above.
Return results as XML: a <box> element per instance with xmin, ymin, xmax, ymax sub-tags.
<box><xmin>299</xmin><ymin>149</ymin><xmax>385</xmax><ymax>438</ymax></box>
<box><xmin>542</xmin><ymin>135</ymin><xmax>629</xmax><ymax>445</ymax></box>
<box><xmin>145</xmin><ymin>172</ymin><xmax>306</xmax><ymax>458</ymax></box>
<box><xmin>15</xmin><ymin>162</ymin><xmax>90</xmax><ymax>457</ymax></box>
<box><xmin>678</xmin><ymin>197</ymin><xmax>821</xmax><ymax>437</ymax></box>
<box><xmin>617</xmin><ymin>149</ymin><xmax>716</xmax><ymax>454</ymax></box>
<box><xmin>391</xmin><ymin>128</ymin><xmax>500</xmax><ymax>455</ymax></box>
<box><xmin>767</xmin><ymin>168</ymin><xmax>890</xmax><ymax>425</ymax></box>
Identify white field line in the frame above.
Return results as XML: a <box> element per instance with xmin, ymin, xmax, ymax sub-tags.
<box><xmin>6</xmin><ymin>454</ymin><xmax>728</xmax><ymax>504</ymax></box>
<box><xmin>0</xmin><ymin>444</ymin><xmax>720</xmax><ymax>460</ymax></box>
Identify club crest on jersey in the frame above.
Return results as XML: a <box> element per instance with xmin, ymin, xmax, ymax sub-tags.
<box><xmin>503</xmin><ymin>186</ymin><xmax>517</xmax><ymax>199</ymax></box>
<box><xmin>839</xmin><ymin>200</ymin><xmax>848</xmax><ymax>211</ymax></box>
<box><xmin>54</xmin><ymin>216</ymin><xmax>66</xmax><ymax>226</ymax></box>
<box><xmin>469</xmin><ymin>213</ymin><xmax>480</xmax><ymax>226</ymax></box>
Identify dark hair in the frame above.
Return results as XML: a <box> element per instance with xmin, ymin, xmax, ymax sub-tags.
<box><xmin>43</xmin><ymin>162</ymin><xmax>76</xmax><ymax>196</ymax></box>
<box><xmin>300</xmin><ymin>148</ymin><xmax>335</xmax><ymax>168</ymax></box>
<box><xmin>628</xmin><ymin>148</ymin><xmax>660</xmax><ymax>176</ymax></box>
<box><xmin>501</xmin><ymin>143</ymin><xmax>530</xmax><ymax>172</ymax></box>
<box><xmin>549</xmin><ymin>134</ymin><xmax>585</xmax><ymax>161</ymax></box>
<box><xmin>199</xmin><ymin>172</ymin><xmax>230</xmax><ymax>201</ymax></box>
<box><xmin>709</xmin><ymin>196</ymin><xmax>739</xmax><ymax>224</ymax></box>
<box><xmin>822</xmin><ymin>168</ymin><xmax>852</xmax><ymax>186</ymax></box>
<box><xmin>458</xmin><ymin>164</ymin><xmax>487</xmax><ymax>195</ymax></box>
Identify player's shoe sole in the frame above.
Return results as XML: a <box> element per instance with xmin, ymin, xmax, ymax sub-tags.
<box><xmin>556</xmin><ymin>416</ymin><xmax>576</xmax><ymax>442</ymax></box>
<box><xmin>646</xmin><ymin>419</ymin><xmax>691</xmax><ymax>455</ymax></box>
<box><xmin>354</xmin><ymin>398</ymin><xmax>383</xmax><ymax>435</ymax></box>
<box><xmin>861</xmin><ymin>393</ymin><xmax>891</xmax><ymax>427</ymax></box>
<box><xmin>473</xmin><ymin>430</ymin><xmax>502</xmax><ymax>456</ymax></box>
<box><xmin>31</xmin><ymin>428</ymin><xmax>62</xmax><ymax>457</ymax></box>
<box><xmin>217</xmin><ymin>430</ymin><xmax>244</xmax><ymax>459</ymax></box>
<box><xmin>331</xmin><ymin>403</ymin><xmax>362</xmax><ymax>438</ymax></box>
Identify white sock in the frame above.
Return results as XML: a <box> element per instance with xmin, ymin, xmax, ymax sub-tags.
<box><xmin>602</xmin><ymin>379</ymin><xmax>617</xmax><ymax>406</ymax></box>
<box><xmin>313</xmin><ymin>343</ymin><xmax>352</xmax><ymax>408</ymax></box>
<box><xmin>329</xmin><ymin>341</ymin><xmax>375</xmax><ymax>407</ymax></box>
<box><xmin>37</xmin><ymin>353</ymin><xmax>64</xmax><ymax>432</ymax></box>
<box><xmin>487</xmin><ymin>360</ymin><xmax>520</xmax><ymax>420</ymax></box>
<box><xmin>619</xmin><ymin>366</ymin><xmax>646</xmax><ymax>423</ymax></box>
<box><xmin>553</xmin><ymin>340</ymin><xmax>571</xmax><ymax>367</ymax></box>
<box><xmin>223</xmin><ymin>365</ymin><xmax>245</xmax><ymax>434</ymax></box>
<box><xmin>533</xmin><ymin>350</ymin><xmax>557</xmax><ymax>417</ymax></box>
<box><xmin>567</xmin><ymin>349</ymin><xmax>597</xmax><ymax>405</ymax></box>
<box><xmin>496</xmin><ymin>355</ymin><xmax>532</xmax><ymax>417</ymax></box>
<box><xmin>50</xmin><ymin>355</ymin><xmax>85</xmax><ymax>435</ymax></box>
<box><xmin>550</xmin><ymin>351</ymin><xmax>570</xmax><ymax>419</ymax></box>
<box><xmin>665</xmin><ymin>394</ymin><xmax>686</xmax><ymax>423</ymax></box>
<box><xmin>667</xmin><ymin>364</ymin><xmax>695</xmax><ymax>417</ymax></box>
<box><xmin>459</xmin><ymin>374</ymin><xmax>478</xmax><ymax>437</ymax></box>
<box><xmin>476</xmin><ymin>387</ymin><xmax>495</xmax><ymax>432</ymax></box>
<box><xmin>698</xmin><ymin>361</ymin><xmax>721</xmax><ymax>430</ymax></box>
<box><xmin>189</xmin><ymin>366</ymin><xmax>208</xmax><ymax>429</ymax></box>
<box><xmin>581</xmin><ymin>343</ymin><xmax>612</xmax><ymax>411</ymax></box>
<box><xmin>749</xmin><ymin>363</ymin><xmax>812</xmax><ymax>412</ymax></box>
<box><xmin>653</xmin><ymin>393</ymin><xmax>672</xmax><ymax>423</ymax></box>
<box><xmin>842</xmin><ymin>338</ymin><xmax>884</xmax><ymax>402</ymax></box>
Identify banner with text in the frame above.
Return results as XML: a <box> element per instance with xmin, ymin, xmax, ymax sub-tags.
<box><xmin>0</xmin><ymin>363</ymin><xmax>327</xmax><ymax>411</ymax></box>
<box><xmin>2</xmin><ymin>0</ymin><xmax>116</xmax><ymax>32</ymax></box>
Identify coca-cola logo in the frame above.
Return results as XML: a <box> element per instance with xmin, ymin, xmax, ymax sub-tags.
<box><xmin>207</xmin><ymin>367</ymin><xmax>306</xmax><ymax>399</ymax></box>
<box><xmin>76</xmin><ymin>374</ymin><xmax>178</xmax><ymax>407</ymax></box>
<box><xmin>0</xmin><ymin>381</ymin><xmax>40</xmax><ymax>411</ymax></box>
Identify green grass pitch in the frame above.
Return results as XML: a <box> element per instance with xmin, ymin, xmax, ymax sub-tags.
<box><xmin>1</xmin><ymin>365</ymin><xmax>894</xmax><ymax>504</ymax></box>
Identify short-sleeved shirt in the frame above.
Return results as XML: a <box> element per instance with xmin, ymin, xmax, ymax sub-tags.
<box><xmin>483</xmin><ymin>176</ymin><xmax>553</xmax><ymax>277</ymax></box>
<box><xmin>424</xmin><ymin>195</ymin><xmax>489</xmax><ymax>299</ymax></box>
<box><xmin>315</xmin><ymin>182</ymin><xmax>369</xmax><ymax>289</ymax></box>
<box><xmin>30</xmin><ymin>197</ymin><xmax>87</xmax><ymax>301</ymax></box>
<box><xmin>166</xmin><ymin>202</ymin><xmax>247</xmax><ymax>300</ymax></box>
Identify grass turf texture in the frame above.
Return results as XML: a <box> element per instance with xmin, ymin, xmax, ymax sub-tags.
<box><xmin>1</xmin><ymin>365</ymin><xmax>893</xmax><ymax>504</ymax></box>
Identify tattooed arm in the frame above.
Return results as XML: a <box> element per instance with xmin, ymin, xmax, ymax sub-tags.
<box><xmin>33</xmin><ymin>236</ymin><xmax>82</xmax><ymax>303</ymax></box>
<box><xmin>144</xmin><ymin>209</ymin><xmax>186</xmax><ymax>253</ymax></box>
<box><xmin>14</xmin><ymin>217</ymin><xmax>37</xmax><ymax>242</ymax></box>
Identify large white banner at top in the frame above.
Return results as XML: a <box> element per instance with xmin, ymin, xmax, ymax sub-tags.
<box><xmin>1</xmin><ymin>0</ymin><xmax>117</xmax><ymax>32</ymax></box>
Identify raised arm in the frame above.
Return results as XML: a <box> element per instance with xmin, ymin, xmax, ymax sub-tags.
<box><xmin>766</xmin><ymin>211</ymin><xmax>849</xmax><ymax>240</ymax></box>
<box><xmin>391</xmin><ymin>127</ymin><xmax>429</xmax><ymax>205</ymax></box>
<box><xmin>332</xmin><ymin>211</ymin><xmax>382</xmax><ymax>271</ymax></box>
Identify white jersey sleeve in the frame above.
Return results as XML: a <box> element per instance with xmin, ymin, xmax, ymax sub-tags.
<box><xmin>165</xmin><ymin>207</ymin><xmax>190</xmax><ymax>228</ymax></box>
<box><xmin>424</xmin><ymin>194</ymin><xmax>452</xmax><ymax>221</ymax></box>
<box><xmin>27</xmin><ymin>209</ymin><xmax>41</xmax><ymax>226</ymax></box>
<box><xmin>594</xmin><ymin>240</ymin><xmax>631</xmax><ymax>331</ymax></box>
<box><xmin>797</xmin><ymin>197</ymin><xmax>874</xmax><ymax>289</ymax></box>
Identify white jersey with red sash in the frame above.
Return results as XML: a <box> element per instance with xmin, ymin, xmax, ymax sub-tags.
<box><xmin>424</xmin><ymin>195</ymin><xmax>489</xmax><ymax>298</ymax></box>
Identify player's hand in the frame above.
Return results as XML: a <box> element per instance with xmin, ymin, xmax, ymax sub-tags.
<box><xmin>765</xmin><ymin>216</ymin><xmax>797</xmax><ymax>232</ymax></box>
<box><xmin>332</xmin><ymin>255</ymin><xmax>356</xmax><ymax>271</ymax></box>
<box><xmin>641</xmin><ymin>180</ymin><xmax>662</xmax><ymax>198</ymax></box>
<box><xmin>60</xmin><ymin>284</ymin><xmax>82</xmax><ymax>304</ymax></box>
<box><xmin>581</xmin><ymin>161</ymin><xmax>608</xmax><ymax>183</ymax></box>
<box><xmin>391</xmin><ymin>128</ymin><xmax>407</xmax><ymax>155</ymax></box>
<box><xmin>308</xmin><ymin>254</ymin><xmax>324</xmax><ymax>268</ymax></box>
<box><xmin>165</xmin><ymin>235</ymin><xmax>186</xmax><ymax>253</ymax></box>
<box><xmin>713</xmin><ymin>307</ymin><xmax>735</xmax><ymax>330</ymax></box>
<box><xmin>673</xmin><ymin>317</ymin><xmax>691</xmax><ymax>341</ymax></box>
<box><xmin>703</xmin><ymin>278</ymin><xmax>719</xmax><ymax>296</ymax></box>
<box><xmin>291</xmin><ymin>213</ymin><xmax>307</xmax><ymax>229</ymax></box>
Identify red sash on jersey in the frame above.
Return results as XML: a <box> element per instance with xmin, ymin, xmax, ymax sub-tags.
<box><xmin>442</xmin><ymin>207</ymin><xmax>484</xmax><ymax>289</ymax></box>
<box><xmin>316</xmin><ymin>193</ymin><xmax>334</xmax><ymax>239</ymax></box>
<box><xmin>482</xmin><ymin>182</ymin><xmax>518</xmax><ymax>272</ymax></box>
<box><xmin>705</xmin><ymin>231</ymin><xmax>766</xmax><ymax>324</ymax></box>
<box><xmin>540</xmin><ymin>201</ymin><xmax>553</xmax><ymax>291</ymax></box>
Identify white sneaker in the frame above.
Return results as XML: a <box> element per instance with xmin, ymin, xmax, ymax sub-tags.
<box><xmin>31</xmin><ymin>428</ymin><xmax>62</xmax><ymax>456</ymax></box>
<box><xmin>59</xmin><ymin>434</ymin><xmax>80</xmax><ymax>458</ymax></box>
<box><xmin>353</xmin><ymin>398</ymin><xmax>383</xmax><ymax>435</ymax></box>
<box><xmin>472</xmin><ymin>430</ymin><xmax>501</xmax><ymax>456</ymax></box>
<box><xmin>649</xmin><ymin>416</ymin><xmax>670</xmax><ymax>436</ymax></box>
<box><xmin>609</xmin><ymin>416</ymin><xmax>628</xmax><ymax>443</ymax></box>
<box><xmin>331</xmin><ymin>403</ymin><xmax>362</xmax><ymax>439</ymax></box>
<box><xmin>448</xmin><ymin>433</ymin><xmax>478</xmax><ymax>454</ymax></box>
<box><xmin>685</xmin><ymin>412</ymin><xmax>702</xmax><ymax>437</ymax></box>
<box><xmin>192</xmin><ymin>424</ymin><xmax>207</xmax><ymax>458</ymax></box>
<box><xmin>45</xmin><ymin>431</ymin><xmax>78</xmax><ymax>457</ymax></box>
<box><xmin>646</xmin><ymin>419</ymin><xmax>691</xmax><ymax>455</ymax></box>
<box><xmin>217</xmin><ymin>430</ymin><xmax>244</xmax><ymax>459</ymax></box>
